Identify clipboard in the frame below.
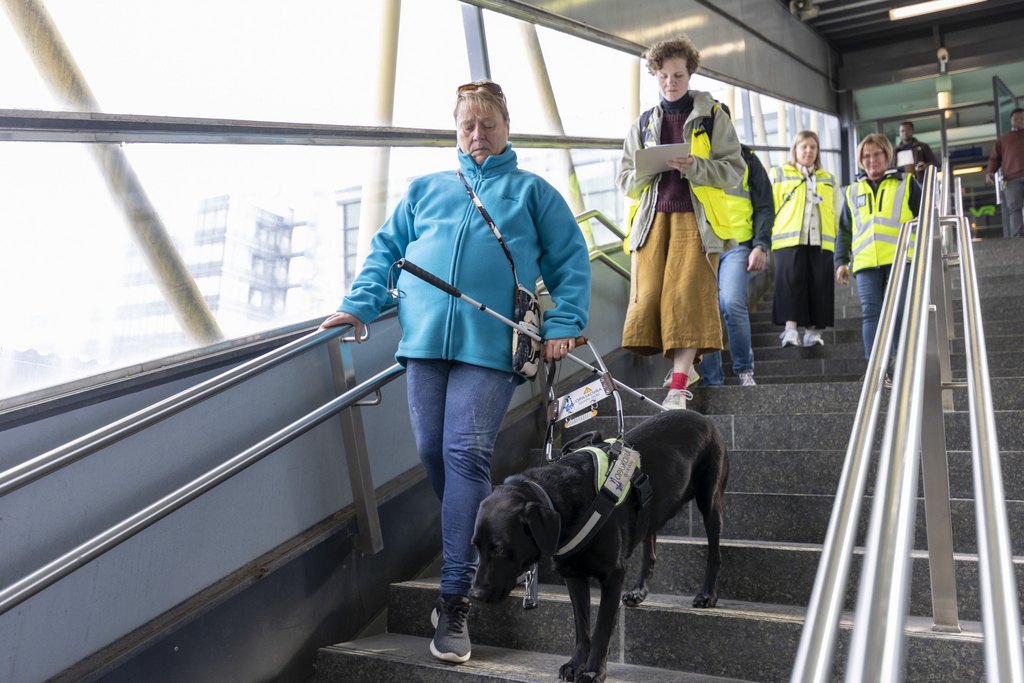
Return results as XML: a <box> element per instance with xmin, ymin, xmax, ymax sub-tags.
<box><xmin>634</xmin><ymin>143</ymin><xmax>691</xmax><ymax>177</ymax></box>
<box><xmin>895</xmin><ymin>149</ymin><xmax>915</xmax><ymax>168</ymax></box>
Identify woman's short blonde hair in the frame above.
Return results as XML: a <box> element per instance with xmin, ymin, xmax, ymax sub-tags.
<box><xmin>453</xmin><ymin>79</ymin><xmax>509</xmax><ymax>124</ymax></box>
<box><xmin>790</xmin><ymin>131</ymin><xmax>822</xmax><ymax>170</ymax></box>
<box><xmin>643</xmin><ymin>34</ymin><xmax>701</xmax><ymax>76</ymax></box>
<box><xmin>856</xmin><ymin>133</ymin><xmax>893</xmax><ymax>168</ymax></box>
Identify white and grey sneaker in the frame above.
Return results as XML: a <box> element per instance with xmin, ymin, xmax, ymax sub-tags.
<box><xmin>662</xmin><ymin>388</ymin><xmax>693</xmax><ymax>410</ymax></box>
<box><xmin>780</xmin><ymin>328</ymin><xmax>800</xmax><ymax>347</ymax></box>
<box><xmin>803</xmin><ymin>329</ymin><xmax>824</xmax><ymax>346</ymax></box>
<box><xmin>430</xmin><ymin>594</ymin><xmax>472</xmax><ymax>663</ymax></box>
<box><xmin>738</xmin><ymin>371</ymin><xmax>756</xmax><ymax>387</ymax></box>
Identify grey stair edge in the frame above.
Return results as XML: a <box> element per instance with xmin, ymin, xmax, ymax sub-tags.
<box><xmin>394</xmin><ymin>578</ymin><xmax>985</xmax><ymax>641</ymax></box>
<box><xmin>656</xmin><ymin>535</ymin><xmax>1024</xmax><ymax>563</ymax></box>
<box><xmin>321</xmin><ymin>633</ymin><xmax>750</xmax><ymax>682</ymax></box>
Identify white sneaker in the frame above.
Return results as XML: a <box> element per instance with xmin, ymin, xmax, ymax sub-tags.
<box><xmin>663</xmin><ymin>367</ymin><xmax>700</xmax><ymax>388</ymax></box>
<box><xmin>738</xmin><ymin>371</ymin><xmax>756</xmax><ymax>387</ymax></box>
<box><xmin>662</xmin><ymin>388</ymin><xmax>692</xmax><ymax>410</ymax></box>
<box><xmin>803</xmin><ymin>329</ymin><xmax>824</xmax><ymax>347</ymax></box>
<box><xmin>780</xmin><ymin>328</ymin><xmax>800</xmax><ymax>347</ymax></box>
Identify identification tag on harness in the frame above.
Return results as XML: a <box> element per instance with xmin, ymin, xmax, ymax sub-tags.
<box><xmin>564</xmin><ymin>409</ymin><xmax>598</xmax><ymax>429</ymax></box>
<box><xmin>556</xmin><ymin>378</ymin><xmax>610</xmax><ymax>420</ymax></box>
<box><xmin>603</xmin><ymin>445</ymin><xmax>640</xmax><ymax>500</ymax></box>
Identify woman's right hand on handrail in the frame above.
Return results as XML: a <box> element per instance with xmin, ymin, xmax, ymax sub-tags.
<box><xmin>319</xmin><ymin>312</ymin><xmax>366</xmax><ymax>342</ymax></box>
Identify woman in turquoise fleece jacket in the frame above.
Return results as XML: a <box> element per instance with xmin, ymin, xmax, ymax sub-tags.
<box><xmin>319</xmin><ymin>80</ymin><xmax>590</xmax><ymax>665</ymax></box>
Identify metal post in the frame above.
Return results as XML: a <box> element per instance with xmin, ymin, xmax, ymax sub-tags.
<box><xmin>327</xmin><ymin>339</ymin><xmax>384</xmax><ymax>554</ymax></box>
<box><xmin>1</xmin><ymin>0</ymin><xmax>223</xmax><ymax>344</ymax></box>
<box><xmin>920</xmin><ymin>228</ymin><xmax>959</xmax><ymax>631</ymax></box>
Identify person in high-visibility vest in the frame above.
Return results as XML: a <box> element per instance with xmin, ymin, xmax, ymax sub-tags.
<box><xmin>769</xmin><ymin>131</ymin><xmax>840</xmax><ymax>349</ymax></box>
<box><xmin>835</xmin><ymin>132</ymin><xmax>921</xmax><ymax>375</ymax></box>
<box><xmin>617</xmin><ymin>34</ymin><xmax>744</xmax><ymax>411</ymax></box>
<box><xmin>699</xmin><ymin>145</ymin><xmax>773</xmax><ymax>387</ymax></box>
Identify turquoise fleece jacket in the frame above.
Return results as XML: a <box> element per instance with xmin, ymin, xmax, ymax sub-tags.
<box><xmin>339</xmin><ymin>144</ymin><xmax>591</xmax><ymax>376</ymax></box>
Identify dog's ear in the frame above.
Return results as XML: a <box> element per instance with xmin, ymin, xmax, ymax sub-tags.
<box><xmin>523</xmin><ymin>501</ymin><xmax>561</xmax><ymax>556</ymax></box>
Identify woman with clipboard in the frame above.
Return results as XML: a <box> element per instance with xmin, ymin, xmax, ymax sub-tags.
<box><xmin>616</xmin><ymin>34</ymin><xmax>744</xmax><ymax>411</ymax></box>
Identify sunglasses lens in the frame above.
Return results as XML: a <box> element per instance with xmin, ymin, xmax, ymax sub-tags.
<box><xmin>457</xmin><ymin>82</ymin><xmax>503</xmax><ymax>98</ymax></box>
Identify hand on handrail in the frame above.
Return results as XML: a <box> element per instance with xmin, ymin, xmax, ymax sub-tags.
<box><xmin>319</xmin><ymin>312</ymin><xmax>369</xmax><ymax>343</ymax></box>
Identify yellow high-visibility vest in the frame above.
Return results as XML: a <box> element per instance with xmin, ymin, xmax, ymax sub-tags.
<box><xmin>845</xmin><ymin>174</ymin><xmax>915</xmax><ymax>272</ymax></box>
<box><xmin>770</xmin><ymin>164</ymin><xmax>837</xmax><ymax>252</ymax></box>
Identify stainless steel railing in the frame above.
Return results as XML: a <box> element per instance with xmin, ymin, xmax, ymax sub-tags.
<box><xmin>0</xmin><ymin>326</ymin><xmax>363</xmax><ymax>497</ymax></box>
<box><xmin>791</xmin><ymin>163</ymin><xmax>1024</xmax><ymax>681</ymax></box>
<box><xmin>0</xmin><ymin>327</ymin><xmax>401</xmax><ymax>616</ymax></box>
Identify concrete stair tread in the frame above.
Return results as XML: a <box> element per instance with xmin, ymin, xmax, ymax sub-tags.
<box><xmin>656</xmin><ymin>534</ymin><xmax>1024</xmax><ymax>561</ymax></box>
<box><xmin>319</xmin><ymin>633</ymin><xmax>751</xmax><ymax>682</ymax></box>
<box><xmin>392</xmin><ymin>577</ymin><xmax>985</xmax><ymax>636</ymax></box>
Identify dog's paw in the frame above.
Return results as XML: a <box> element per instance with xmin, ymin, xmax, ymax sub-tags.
<box><xmin>621</xmin><ymin>587</ymin><xmax>649</xmax><ymax>607</ymax></box>
<box><xmin>559</xmin><ymin>661</ymin><xmax>579</xmax><ymax>681</ymax></box>
<box><xmin>575</xmin><ymin>671</ymin><xmax>606</xmax><ymax>683</ymax></box>
<box><xmin>692</xmin><ymin>592</ymin><xmax>718</xmax><ymax>608</ymax></box>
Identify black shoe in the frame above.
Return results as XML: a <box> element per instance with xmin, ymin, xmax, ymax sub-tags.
<box><xmin>430</xmin><ymin>594</ymin><xmax>472</xmax><ymax>663</ymax></box>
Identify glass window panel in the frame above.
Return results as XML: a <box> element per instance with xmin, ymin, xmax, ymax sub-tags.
<box><xmin>1</xmin><ymin>1</ymin><xmax>462</xmax><ymax>125</ymax></box>
<box><xmin>0</xmin><ymin>141</ymin><xmax>468</xmax><ymax>399</ymax></box>
<box><xmin>536</xmin><ymin>27</ymin><xmax>638</xmax><ymax>138</ymax></box>
<box><xmin>392</xmin><ymin>0</ymin><xmax>472</xmax><ymax>130</ymax></box>
<box><xmin>481</xmin><ymin>11</ymin><xmax>561</xmax><ymax>136</ymax></box>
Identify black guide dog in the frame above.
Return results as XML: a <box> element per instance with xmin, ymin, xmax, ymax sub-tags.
<box><xmin>470</xmin><ymin>409</ymin><xmax>729</xmax><ymax>683</ymax></box>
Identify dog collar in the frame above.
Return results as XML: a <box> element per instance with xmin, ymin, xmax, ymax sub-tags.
<box><xmin>522</xmin><ymin>478</ymin><xmax>556</xmax><ymax>513</ymax></box>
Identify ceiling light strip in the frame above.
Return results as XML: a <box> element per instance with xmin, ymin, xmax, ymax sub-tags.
<box><xmin>889</xmin><ymin>0</ymin><xmax>986</xmax><ymax>21</ymax></box>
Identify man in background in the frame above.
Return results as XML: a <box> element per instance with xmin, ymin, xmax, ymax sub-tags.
<box><xmin>893</xmin><ymin>120</ymin><xmax>937</xmax><ymax>183</ymax></box>
<box><xmin>986</xmin><ymin>108</ymin><xmax>1024</xmax><ymax>239</ymax></box>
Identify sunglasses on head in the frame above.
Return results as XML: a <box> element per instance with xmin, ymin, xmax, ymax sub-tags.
<box><xmin>457</xmin><ymin>81</ymin><xmax>504</xmax><ymax>99</ymax></box>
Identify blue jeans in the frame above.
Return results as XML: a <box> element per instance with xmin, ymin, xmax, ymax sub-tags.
<box><xmin>854</xmin><ymin>264</ymin><xmax>905</xmax><ymax>361</ymax></box>
<box><xmin>701</xmin><ymin>245</ymin><xmax>754</xmax><ymax>385</ymax></box>
<box><xmin>406</xmin><ymin>359</ymin><xmax>517</xmax><ymax>597</ymax></box>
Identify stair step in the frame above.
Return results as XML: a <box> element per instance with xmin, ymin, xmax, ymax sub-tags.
<box><xmin>661</xmin><ymin>492</ymin><xmax>1024</xmax><ymax>555</ymax></box>
<box><xmin>562</xmin><ymin>410</ymin><xmax>1024</xmax><ymax>453</ymax></box>
<box><xmin>315</xmin><ymin>633</ymin><xmax>749</xmax><ymax>682</ymax></box>
<box><xmin>385</xmin><ymin>580</ymin><xmax>985</xmax><ymax>683</ymax></box>
<box><xmin>602</xmin><ymin>536</ymin><xmax>1022</xmax><ymax>623</ymax></box>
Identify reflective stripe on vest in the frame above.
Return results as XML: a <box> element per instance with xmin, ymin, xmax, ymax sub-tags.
<box><xmin>771</xmin><ymin>164</ymin><xmax>837</xmax><ymax>251</ymax></box>
<box><xmin>845</xmin><ymin>176</ymin><xmax>914</xmax><ymax>272</ymax></box>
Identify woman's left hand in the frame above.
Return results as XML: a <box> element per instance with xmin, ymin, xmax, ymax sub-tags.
<box><xmin>666</xmin><ymin>155</ymin><xmax>695</xmax><ymax>174</ymax></box>
<box><xmin>545</xmin><ymin>337</ymin><xmax>576</xmax><ymax>361</ymax></box>
<box><xmin>747</xmin><ymin>247</ymin><xmax>767</xmax><ymax>272</ymax></box>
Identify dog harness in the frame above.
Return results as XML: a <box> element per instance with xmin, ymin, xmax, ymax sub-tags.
<box><xmin>523</xmin><ymin>439</ymin><xmax>654</xmax><ymax>558</ymax></box>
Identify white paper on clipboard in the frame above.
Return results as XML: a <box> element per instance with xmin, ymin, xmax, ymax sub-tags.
<box><xmin>634</xmin><ymin>143</ymin><xmax>691</xmax><ymax>177</ymax></box>
<box><xmin>895</xmin><ymin>149</ymin><xmax>915</xmax><ymax>168</ymax></box>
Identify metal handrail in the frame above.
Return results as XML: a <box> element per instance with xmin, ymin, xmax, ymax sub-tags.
<box><xmin>576</xmin><ymin>208</ymin><xmax>627</xmax><ymax>241</ymax></box>
<box><xmin>791</xmin><ymin>179</ymin><xmax>917</xmax><ymax>683</ymax></box>
<box><xmin>0</xmin><ymin>326</ymin><xmax>360</xmax><ymax>497</ymax></box>
<box><xmin>845</xmin><ymin>165</ymin><xmax>941</xmax><ymax>681</ymax></box>
<box><xmin>0</xmin><ymin>362</ymin><xmax>405</xmax><ymax>616</ymax></box>
<box><xmin>954</xmin><ymin>214</ymin><xmax>1024</xmax><ymax>682</ymax></box>
<box><xmin>793</xmin><ymin>162</ymin><xmax>1024</xmax><ymax>681</ymax></box>
<box><xmin>589</xmin><ymin>249</ymin><xmax>629</xmax><ymax>280</ymax></box>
